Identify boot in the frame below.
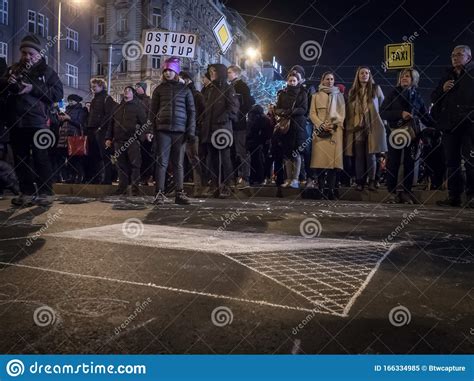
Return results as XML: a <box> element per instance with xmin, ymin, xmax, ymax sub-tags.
<box><xmin>175</xmin><ymin>189</ymin><xmax>191</xmax><ymax>205</ymax></box>
<box><xmin>131</xmin><ymin>185</ymin><xmax>140</xmax><ymax>197</ymax></box>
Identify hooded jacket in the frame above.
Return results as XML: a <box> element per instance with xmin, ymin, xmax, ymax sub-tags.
<box><xmin>0</xmin><ymin>58</ymin><xmax>63</xmax><ymax>129</ymax></box>
<box><xmin>230</xmin><ymin>77</ymin><xmax>253</xmax><ymax>131</ymax></box>
<box><xmin>201</xmin><ymin>64</ymin><xmax>239</xmax><ymax>144</ymax></box>
<box><xmin>151</xmin><ymin>79</ymin><xmax>196</xmax><ymax>136</ymax></box>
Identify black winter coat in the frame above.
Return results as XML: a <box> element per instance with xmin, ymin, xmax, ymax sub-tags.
<box><xmin>201</xmin><ymin>81</ymin><xmax>239</xmax><ymax>144</ymax></box>
<box><xmin>230</xmin><ymin>78</ymin><xmax>253</xmax><ymax>131</ymax></box>
<box><xmin>275</xmin><ymin>85</ymin><xmax>308</xmax><ymax>156</ymax></box>
<box><xmin>187</xmin><ymin>83</ymin><xmax>206</xmax><ymax>139</ymax></box>
<box><xmin>247</xmin><ymin>106</ymin><xmax>274</xmax><ymax>151</ymax></box>
<box><xmin>431</xmin><ymin>61</ymin><xmax>474</xmax><ymax>131</ymax></box>
<box><xmin>381</xmin><ymin>86</ymin><xmax>434</xmax><ymax>130</ymax></box>
<box><xmin>87</xmin><ymin>90</ymin><xmax>117</xmax><ymax>132</ymax></box>
<box><xmin>106</xmin><ymin>99</ymin><xmax>147</xmax><ymax>142</ymax></box>
<box><xmin>0</xmin><ymin>58</ymin><xmax>63</xmax><ymax>130</ymax></box>
<box><xmin>136</xmin><ymin>93</ymin><xmax>151</xmax><ymax>122</ymax></box>
<box><xmin>151</xmin><ymin>79</ymin><xmax>196</xmax><ymax>136</ymax></box>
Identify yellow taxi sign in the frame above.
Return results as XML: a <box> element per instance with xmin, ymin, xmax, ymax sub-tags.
<box><xmin>383</xmin><ymin>43</ymin><xmax>414</xmax><ymax>70</ymax></box>
<box><xmin>213</xmin><ymin>16</ymin><xmax>233</xmax><ymax>54</ymax></box>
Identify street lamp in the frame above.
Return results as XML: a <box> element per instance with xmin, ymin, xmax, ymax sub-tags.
<box><xmin>246</xmin><ymin>47</ymin><xmax>260</xmax><ymax>60</ymax></box>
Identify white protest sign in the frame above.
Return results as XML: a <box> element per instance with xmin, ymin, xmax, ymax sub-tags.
<box><xmin>143</xmin><ymin>30</ymin><xmax>197</xmax><ymax>58</ymax></box>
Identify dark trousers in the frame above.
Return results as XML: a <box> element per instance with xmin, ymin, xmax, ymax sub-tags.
<box><xmin>273</xmin><ymin>145</ymin><xmax>285</xmax><ymax>187</ymax></box>
<box><xmin>208</xmin><ymin>144</ymin><xmax>233</xmax><ymax>187</ymax></box>
<box><xmin>155</xmin><ymin>131</ymin><xmax>185</xmax><ymax>192</ymax></box>
<box><xmin>386</xmin><ymin>143</ymin><xmax>415</xmax><ymax>193</ymax></box>
<box><xmin>140</xmin><ymin>139</ymin><xmax>154</xmax><ymax>182</ymax></box>
<box><xmin>10</xmin><ymin>127</ymin><xmax>53</xmax><ymax>195</ymax></box>
<box><xmin>232</xmin><ymin>129</ymin><xmax>250</xmax><ymax>181</ymax></box>
<box><xmin>186</xmin><ymin>137</ymin><xmax>203</xmax><ymax>187</ymax></box>
<box><xmin>68</xmin><ymin>155</ymin><xmax>85</xmax><ymax>183</ymax></box>
<box><xmin>50</xmin><ymin>147</ymin><xmax>68</xmax><ymax>183</ymax></box>
<box><xmin>354</xmin><ymin>139</ymin><xmax>376</xmax><ymax>184</ymax></box>
<box><xmin>85</xmin><ymin>128</ymin><xmax>113</xmax><ymax>184</ymax></box>
<box><xmin>442</xmin><ymin>123</ymin><xmax>474</xmax><ymax>199</ymax></box>
<box><xmin>114</xmin><ymin>140</ymin><xmax>141</xmax><ymax>190</ymax></box>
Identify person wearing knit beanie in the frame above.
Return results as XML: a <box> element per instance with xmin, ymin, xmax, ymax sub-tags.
<box><xmin>67</xmin><ymin>94</ymin><xmax>83</xmax><ymax>103</ymax></box>
<box><xmin>135</xmin><ymin>82</ymin><xmax>147</xmax><ymax>93</ymax></box>
<box><xmin>20</xmin><ymin>35</ymin><xmax>43</xmax><ymax>54</ymax></box>
<box><xmin>162</xmin><ymin>57</ymin><xmax>181</xmax><ymax>75</ymax></box>
<box><xmin>290</xmin><ymin>64</ymin><xmax>306</xmax><ymax>79</ymax></box>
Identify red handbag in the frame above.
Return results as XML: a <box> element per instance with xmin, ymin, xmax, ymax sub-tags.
<box><xmin>67</xmin><ymin>134</ymin><xmax>88</xmax><ymax>156</ymax></box>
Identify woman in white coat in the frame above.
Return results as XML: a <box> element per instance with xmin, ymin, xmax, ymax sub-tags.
<box><xmin>310</xmin><ymin>72</ymin><xmax>346</xmax><ymax>200</ymax></box>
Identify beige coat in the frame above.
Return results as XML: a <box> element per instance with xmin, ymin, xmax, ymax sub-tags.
<box><xmin>345</xmin><ymin>85</ymin><xmax>387</xmax><ymax>156</ymax></box>
<box><xmin>310</xmin><ymin>91</ymin><xmax>346</xmax><ymax>169</ymax></box>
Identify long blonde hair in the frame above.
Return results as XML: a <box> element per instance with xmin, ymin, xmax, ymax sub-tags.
<box><xmin>348</xmin><ymin>66</ymin><xmax>377</xmax><ymax>103</ymax></box>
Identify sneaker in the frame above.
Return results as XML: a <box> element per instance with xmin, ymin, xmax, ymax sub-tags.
<box><xmin>385</xmin><ymin>193</ymin><xmax>399</xmax><ymax>204</ymax></box>
<box><xmin>175</xmin><ymin>190</ymin><xmax>191</xmax><ymax>205</ymax></box>
<box><xmin>437</xmin><ymin>197</ymin><xmax>462</xmax><ymax>207</ymax></box>
<box><xmin>399</xmin><ymin>192</ymin><xmax>414</xmax><ymax>205</ymax></box>
<box><xmin>305</xmin><ymin>179</ymin><xmax>315</xmax><ymax>189</ymax></box>
<box><xmin>281</xmin><ymin>180</ymin><xmax>291</xmax><ymax>188</ymax></box>
<box><xmin>374</xmin><ymin>180</ymin><xmax>381</xmax><ymax>189</ymax></box>
<box><xmin>290</xmin><ymin>179</ymin><xmax>300</xmax><ymax>189</ymax></box>
<box><xmin>34</xmin><ymin>194</ymin><xmax>54</xmax><ymax>207</ymax></box>
<box><xmin>11</xmin><ymin>194</ymin><xmax>35</xmax><ymax>207</ymax></box>
<box><xmin>153</xmin><ymin>190</ymin><xmax>167</xmax><ymax>205</ymax></box>
<box><xmin>356</xmin><ymin>184</ymin><xmax>364</xmax><ymax>191</ymax></box>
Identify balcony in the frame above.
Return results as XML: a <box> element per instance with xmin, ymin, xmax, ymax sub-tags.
<box><xmin>114</xmin><ymin>0</ymin><xmax>131</xmax><ymax>9</ymax></box>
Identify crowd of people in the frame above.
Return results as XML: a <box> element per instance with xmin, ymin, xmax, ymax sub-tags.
<box><xmin>0</xmin><ymin>35</ymin><xmax>473</xmax><ymax>208</ymax></box>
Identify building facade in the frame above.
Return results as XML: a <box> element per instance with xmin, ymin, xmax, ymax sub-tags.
<box><xmin>91</xmin><ymin>0</ymin><xmax>261</xmax><ymax>101</ymax></box>
<box><xmin>0</xmin><ymin>0</ymin><xmax>93</xmax><ymax>99</ymax></box>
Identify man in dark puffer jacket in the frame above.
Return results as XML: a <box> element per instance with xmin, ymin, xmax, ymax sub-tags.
<box><xmin>106</xmin><ymin>86</ymin><xmax>147</xmax><ymax>196</ymax></box>
<box><xmin>0</xmin><ymin>35</ymin><xmax>63</xmax><ymax>207</ymax></box>
<box><xmin>202</xmin><ymin>63</ymin><xmax>239</xmax><ymax>198</ymax></box>
<box><xmin>151</xmin><ymin>57</ymin><xmax>196</xmax><ymax>205</ymax></box>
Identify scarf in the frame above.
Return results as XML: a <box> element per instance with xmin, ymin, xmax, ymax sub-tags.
<box><xmin>318</xmin><ymin>85</ymin><xmax>344</xmax><ymax>124</ymax></box>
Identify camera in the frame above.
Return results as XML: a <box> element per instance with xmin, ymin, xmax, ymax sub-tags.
<box><xmin>7</xmin><ymin>65</ymin><xmax>28</xmax><ymax>94</ymax></box>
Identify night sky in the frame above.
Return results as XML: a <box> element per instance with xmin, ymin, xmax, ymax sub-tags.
<box><xmin>224</xmin><ymin>0</ymin><xmax>473</xmax><ymax>100</ymax></box>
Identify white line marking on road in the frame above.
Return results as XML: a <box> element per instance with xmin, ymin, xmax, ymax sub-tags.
<box><xmin>0</xmin><ymin>261</ymin><xmax>318</xmax><ymax>314</ymax></box>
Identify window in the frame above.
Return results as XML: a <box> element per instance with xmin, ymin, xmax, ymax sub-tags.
<box><xmin>0</xmin><ymin>42</ymin><xmax>7</xmax><ymax>60</ymax></box>
<box><xmin>66</xmin><ymin>28</ymin><xmax>79</xmax><ymax>52</ymax></box>
<box><xmin>0</xmin><ymin>0</ymin><xmax>7</xmax><ymax>25</ymax></box>
<box><xmin>66</xmin><ymin>63</ymin><xmax>78</xmax><ymax>88</ymax></box>
<box><xmin>118</xmin><ymin>59</ymin><xmax>127</xmax><ymax>73</ymax></box>
<box><xmin>37</xmin><ymin>13</ymin><xmax>45</xmax><ymax>37</ymax></box>
<box><xmin>28</xmin><ymin>10</ymin><xmax>36</xmax><ymax>33</ymax></box>
<box><xmin>151</xmin><ymin>56</ymin><xmax>160</xmax><ymax>69</ymax></box>
<box><xmin>97</xmin><ymin>16</ymin><xmax>105</xmax><ymax>36</ymax></box>
<box><xmin>118</xmin><ymin>12</ymin><xmax>127</xmax><ymax>32</ymax></box>
<box><xmin>96</xmin><ymin>61</ymin><xmax>104</xmax><ymax>76</ymax></box>
<box><xmin>151</xmin><ymin>7</ymin><xmax>161</xmax><ymax>28</ymax></box>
